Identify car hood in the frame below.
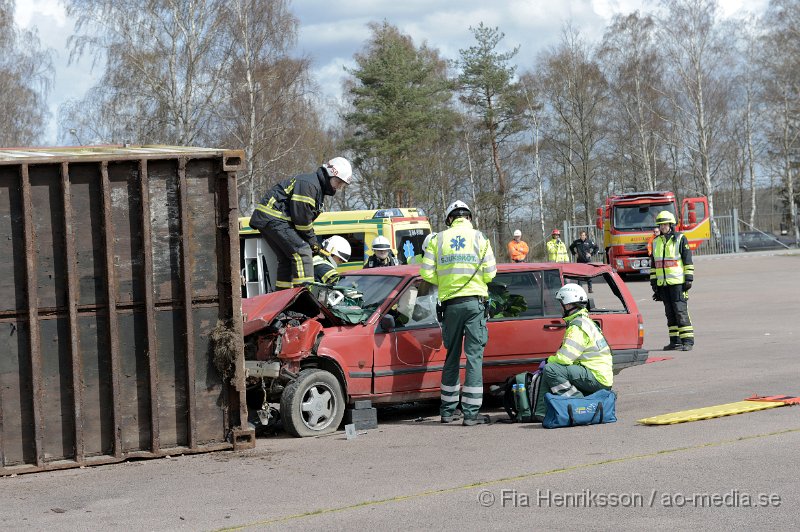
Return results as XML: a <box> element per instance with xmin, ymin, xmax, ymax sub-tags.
<box><xmin>242</xmin><ymin>288</ymin><xmax>343</xmax><ymax>336</ymax></box>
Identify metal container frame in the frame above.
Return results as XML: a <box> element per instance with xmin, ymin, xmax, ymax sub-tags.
<box><xmin>0</xmin><ymin>146</ymin><xmax>252</xmax><ymax>475</ymax></box>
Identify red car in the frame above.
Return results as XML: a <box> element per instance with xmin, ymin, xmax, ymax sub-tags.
<box><xmin>242</xmin><ymin>263</ymin><xmax>647</xmax><ymax>437</ymax></box>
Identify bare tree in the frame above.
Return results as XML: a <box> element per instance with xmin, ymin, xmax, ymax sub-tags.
<box><xmin>63</xmin><ymin>0</ymin><xmax>234</xmax><ymax>145</ymax></box>
<box><xmin>657</xmin><ymin>0</ymin><xmax>734</xmax><ymax>237</ymax></box>
<box><xmin>761</xmin><ymin>0</ymin><xmax>800</xmax><ymax>242</ymax></box>
<box><xmin>599</xmin><ymin>11</ymin><xmax>667</xmax><ymax>191</ymax></box>
<box><xmin>537</xmin><ymin>26</ymin><xmax>608</xmax><ymax>227</ymax></box>
<box><xmin>0</xmin><ymin>0</ymin><xmax>53</xmax><ymax>146</ymax></box>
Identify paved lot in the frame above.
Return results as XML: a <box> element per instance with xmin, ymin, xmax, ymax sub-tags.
<box><xmin>3</xmin><ymin>251</ymin><xmax>799</xmax><ymax>531</ymax></box>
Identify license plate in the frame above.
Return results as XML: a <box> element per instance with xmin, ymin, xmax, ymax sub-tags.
<box><xmin>640</xmin><ymin>268</ymin><xmax>650</xmax><ymax>274</ymax></box>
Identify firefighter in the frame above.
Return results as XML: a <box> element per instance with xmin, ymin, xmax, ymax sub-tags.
<box><xmin>546</xmin><ymin>229</ymin><xmax>569</xmax><ymax>262</ymax></box>
<box><xmin>364</xmin><ymin>235</ymin><xmax>399</xmax><ymax>268</ymax></box>
<box><xmin>248</xmin><ymin>157</ymin><xmax>352</xmax><ymax>290</ymax></box>
<box><xmin>533</xmin><ymin>283</ymin><xmax>613</xmax><ymax>421</ymax></box>
<box><xmin>420</xmin><ymin>200</ymin><xmax>497</xmax><ymax>425</ymax></box>
<box><xmin>650</xmin><ymin>211</ymin><xmax>695</xmax><ymax>351</ymax></box>
<box><xmin>507</xmin><ymin>229</ymin><xmax>529</xmax><ymax>263</ymax></box>
<box><xmin>569</xmin><ymin>230</ymin><xmax>600</xmax><ymax>292</ymax></box>
<box><xmin>313</xmin><ymin>236</ymin><xmax>351</xmax><ymax>285</ymax></box>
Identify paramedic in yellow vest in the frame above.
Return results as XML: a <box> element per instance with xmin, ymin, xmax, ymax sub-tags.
<box><xmin>507</xmin><ymin>229</ymin><xmax>529</xmax><ymax>262</ymax></box>
<box><xmin>546</xmin><ymin>229</ymin><xmax>569</xmax><ymax>262</ymax></box>
<box><xmin>420</xmin><ymin>201</ymin><xmax>497</xmax><ymax>426</ymax></box>
<box><xmin>532</xmin><ymin>283</ymin><xmax>613</xmax><ymax>421</ymax></box>
<box><xmin>313</xmin><ymin>236</ymin><xmax>351</xmax><ymax>285</ymax></box>
<box><xmin>650</xmin><ymin>210</ymin><xmax>695</xmax><ymax>351</ymax></box>
<box><xmin>248</xmin><ymin>157</ymin><xmax>352</xmax><ymax>290</ymax></box>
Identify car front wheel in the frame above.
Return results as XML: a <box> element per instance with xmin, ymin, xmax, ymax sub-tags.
<box><xmin>280</xmin><ymin>369</ymin><xmax>345</xmax><ymax>437</ymax></box>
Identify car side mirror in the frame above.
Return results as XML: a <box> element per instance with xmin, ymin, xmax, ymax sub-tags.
<box><xmin>380</xmin><ymin>314</ymin><xmax>396</xmax><ymax>332</ymax></box>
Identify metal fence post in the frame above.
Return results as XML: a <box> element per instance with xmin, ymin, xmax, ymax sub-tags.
<box><xmin>733</xmin><ymin>208</ymin><xmax>739</xmax><ymax>252</ymax></box>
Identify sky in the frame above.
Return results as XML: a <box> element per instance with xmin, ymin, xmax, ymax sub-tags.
<box><xmin>14</xmin><ymin>0</ymin><xmax>768</xmax><ymax>146</ymax></box>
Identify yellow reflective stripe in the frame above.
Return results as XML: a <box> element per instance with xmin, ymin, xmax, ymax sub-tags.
<box><xmin>292</xmin><ymin>253</ymin><xmax>305</xmax><ymax>279</ymax></box>
<box><xmin>321</xmin><ymin>269</ymin><xmax>339</xmax><ymax>283</ymax></box>
<box><xmin>275</xmin><ymin>280</ymin><xmax>293</xmax><ymax>288</ymax></box>
<box><xmin>255</xmin><ymin>203</ymin><xmax>291</xmax><ymax>221</ymax></box>
<box><xmin>295</xmin><ymin>223</ymin><xmax>313</xmax><ymax>231</ymax></box>
<box><xmin>291</xmin><ymin>194</ymin><xmax>316</xmax><ymax>207</ymax></box>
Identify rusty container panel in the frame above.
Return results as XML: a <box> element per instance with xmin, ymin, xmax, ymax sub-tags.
<box><xmin>0</xmin><ymin>146</ymin><xmax>250</xmax><ymax>475</ymax></box>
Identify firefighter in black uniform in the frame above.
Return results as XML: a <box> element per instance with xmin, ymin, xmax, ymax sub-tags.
<box><xmin>249</xmin><ymin>157</ymin><xmax>352</xmax><ymax>290</ymax></box>
<box><xmin>650</xmin><ymin>210</ymin><xmax>695</xmax><ymax>351</ymax></box>
<box><xmin>569</xmin><ymin>230</ymin><xmax>600</xmax><ymax>292</ymax></box>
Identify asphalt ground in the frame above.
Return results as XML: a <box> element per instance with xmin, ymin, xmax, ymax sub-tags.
<box><xmin>2</xmin><ymin>250</ymin><xmax>799</xmax><ymax>531</ymax></box>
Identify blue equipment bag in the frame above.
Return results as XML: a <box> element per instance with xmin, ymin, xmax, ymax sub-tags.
<box><xmin>542</xmin><ymin>389</ymin><xmax>617</xmax><ymax>429</ymax></box>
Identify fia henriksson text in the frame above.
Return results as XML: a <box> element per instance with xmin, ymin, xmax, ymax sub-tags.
<box><xmin>476</xmin><ymin>489</ymin><xmax>781</xmax><ymax>508</ymax></box>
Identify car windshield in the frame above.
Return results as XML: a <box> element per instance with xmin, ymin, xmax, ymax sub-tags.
<box><xmin>613</xmin><ymin>204</ymin><xmax>675</xmax><ymax>231</ymax></box>
<box><xmin>337</xmin><ymin>274</ymin><xmax>404</xmax><ymax>314</ymax></box>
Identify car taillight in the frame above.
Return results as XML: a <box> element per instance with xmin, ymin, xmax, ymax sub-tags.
<box><xmin>637</xmin><ymin>314</ymin><xmax>645</xmax><ymax>348</ymax></box>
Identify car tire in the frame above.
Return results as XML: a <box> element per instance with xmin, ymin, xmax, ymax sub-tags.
<box><xmin>280</xmin><ymin>369</ymin><xmax>345</xmax><ymax>437</ymax></box>
<box><xmin>738</xmin><ymin>247</ymin><xmax>747</xmax><ymax>253</ymax></box>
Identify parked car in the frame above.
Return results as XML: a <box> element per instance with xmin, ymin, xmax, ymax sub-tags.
<box><xmin>241</xmin><ymin>263</ymin><xmax>648</xmax><ymax>437</ymax></box>
<box><xmin>731</xmin><ymin>231</ymin><xmax>797</xmax><ymax>252</ymax></box>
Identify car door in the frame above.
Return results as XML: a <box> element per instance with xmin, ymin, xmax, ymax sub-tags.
<box><xmin>482</xmin><ymin>268</ymin><xmax>565</xmax><ymax>385</ymax></box>
<box><xmin>372</xmin><ymin>279</ymin><xmax>446</xmax><ymax>394</ymax></box>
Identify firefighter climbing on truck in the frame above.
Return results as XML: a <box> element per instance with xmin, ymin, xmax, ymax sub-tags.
<box><xmin>248</xmin><ymin>157</ymin><xmax>353</xmax><ymax>290</ymax></box>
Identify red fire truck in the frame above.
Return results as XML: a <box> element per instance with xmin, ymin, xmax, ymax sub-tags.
<box><xmin>596</xmin><ymin>191</ymin><xmax>710</xmax><ymax>275</ymax></box>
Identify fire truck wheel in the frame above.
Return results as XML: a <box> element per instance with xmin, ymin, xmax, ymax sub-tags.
<box><xmin>280</xmin><ymin>369</ymin><xmax>345</xmax><ymax>437</ymax></box>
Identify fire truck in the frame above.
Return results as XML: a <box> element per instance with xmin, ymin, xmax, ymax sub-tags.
<box><xmin>596</xmin><ymin>191</ymin><xmax>710</xmax><ymax>275</ymax></box>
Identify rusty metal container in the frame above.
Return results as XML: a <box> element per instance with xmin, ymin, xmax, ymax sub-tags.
<box><xmin>0</xmin><ymin>146</ymin><xmax>252</xmax><ymax>475</ymax></box>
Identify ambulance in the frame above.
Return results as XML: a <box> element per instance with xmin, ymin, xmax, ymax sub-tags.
<box><xmin>239</xmin><ymin>207</ymin><xmax>432</xmax><ymax>297</ymax></box>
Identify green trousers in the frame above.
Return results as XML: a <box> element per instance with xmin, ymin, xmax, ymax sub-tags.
<box><xmin>534</xmin><ymin>363</ymin><xmax>610</xmax><ymax>418</ymax></box>
<box><xmin>440</xmin><ymin>298</ymin><xmax>488</xmax><ymax>419</ymax></box>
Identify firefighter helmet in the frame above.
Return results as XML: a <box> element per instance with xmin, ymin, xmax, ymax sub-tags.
<box><xmin>323</xmin><ymin>235</ymin><xmax>351</xmax><ymax>262</ymax></box>
<box><xmin>371</xmin><ymin>235</ymin><xmax>391</xmax><ymax>251</ymax></box>
<box><xmin>551</xmin><ymin>228</ymin><xmax>561</xmax><ymax>236</ymax></box>
<box><xmin>555</xmin><ymin>283</ymin><xmax>588</xmax><ymax>305</ymax></box>
<box><xmin>445</xmin><ymin>200</ymin><xmax>471</xmax><ymax>226</ymax></box>
<box><xmin>323</xmin><ymin>157</ymin><xmax>353</xmax><ymax>184</ymax></box>
<box><xmin>655</xmin><ymin>210</ymin><xmax>676</xmax><ymax>225</ymax></box>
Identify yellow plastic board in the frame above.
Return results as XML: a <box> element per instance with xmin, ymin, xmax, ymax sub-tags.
<box><xmin>638</xmin><ymin>400</ymin><xmax>786</xmax><ymax>425</ymax></box>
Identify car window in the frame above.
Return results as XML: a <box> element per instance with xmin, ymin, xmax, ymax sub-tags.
<box><xmin>389</xmin><ymin>279</ymin><xmax>438</xmax><ymax>328</ymax></box>
<box><xmin>563</xmin><ymin>273</ymin><xmax>627</xmax><ymax>313</ymax></box>
<box><xmin>488</xmin><ymin>269</ymin><xmax>562</xmax><ymax>319</ymax></box>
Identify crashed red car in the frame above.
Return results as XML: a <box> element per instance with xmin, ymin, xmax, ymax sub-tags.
<box><xmin>242</xmin><ymin>263</ymin><xmax>648</xmax><ymax>437</ymax></box>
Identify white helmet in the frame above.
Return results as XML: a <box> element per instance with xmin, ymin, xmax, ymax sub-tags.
<box><xmin>371</xmin><ymin>235</ymin><xmax>391</xmax><ymax>251</ymax></box>
<box><xmin>323</xmin><ymin>157</ymin><xmax>353</xmax><ymax>184</ymax></box>
<box><xmin>323</xmin><ymin>235</ymin><xmax>351</xmax><ymax>262</ymax></box>
<box><xmin>445</xmin><ymin>200</ymin><xmax>471</xmax><ymax>226</ymax></box>
<box><xmin>513</xmin><ymin>229</ymin><xmax>522</xmax><ymax>237</ymax></box>
<box><xmin>555</xmin><ymin>283</ymin><xmax>588</xmax><ymax>305</ymax></box>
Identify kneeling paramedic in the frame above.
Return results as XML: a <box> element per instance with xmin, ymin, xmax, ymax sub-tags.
<box><xmin>420</xmin><ymin>201</ymin><xmax>497</xmax><ymax>425</ymax></box>
<box><xmin>533</xmin><ymin>283</ymin><xmax>613</xmax><ymax>421</ymax></box>
<box><xmin>313</xmin><ymin>235</ymin><xmax>351</xmax><ymax>285</ymax></box>
<box><xmin>248</xmin><ymin>157</ymin><xmax>352</xmax><ymax>290</ymax></box>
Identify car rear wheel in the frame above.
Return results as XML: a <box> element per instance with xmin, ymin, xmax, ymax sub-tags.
<box><xmin>280</xmin><ymin>369</ymin><xmax>345</xmax><ymax>437</ymax></box>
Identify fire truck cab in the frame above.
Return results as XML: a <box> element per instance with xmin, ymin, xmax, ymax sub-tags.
<box><xmin>596</xmin><ymin>191</ymin><xmax>710</xmax><ymax>275</ymax></box>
